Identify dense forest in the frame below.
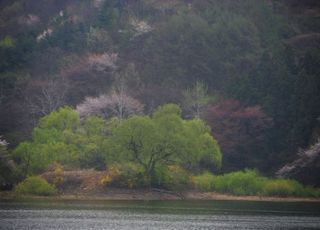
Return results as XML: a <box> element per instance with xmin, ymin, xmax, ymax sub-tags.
<box><xmin>0</xmin><ymin>0</ymin><xmax>320</xmax><ymax>195</ymax></box>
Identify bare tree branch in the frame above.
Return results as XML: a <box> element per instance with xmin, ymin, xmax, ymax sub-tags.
<box><xmin>27</xmin><ymin>78</ymin><xmax>69</xmax><ymax>121</ymax></box>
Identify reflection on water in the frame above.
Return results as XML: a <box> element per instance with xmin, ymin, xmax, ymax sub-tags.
<box><xmin>0</xmin><ymin>200</ymin><xmax>320</xmax><ymax>229</ymax></box>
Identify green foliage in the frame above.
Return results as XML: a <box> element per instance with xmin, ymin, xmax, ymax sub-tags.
<box><xmin>104</xmin><ymin>163</ymin><xmax>147</xmax><ymax>188</ymax></box>
<box><xmin>136</xmin><ymin>0</ymin><xmax>317</xmax><ymax>174</ymax></box>
<box><xmin>13</xmin><ymin>141</ymin><xmax>79</xmax><ymax>174</ymax></box>
<box><xmin>39</xmin><ymin>107</ymin><xmax>80</xmax><ymax>131</ymax></box>
<box><xmin>13</xmin><ymin>104</ymin><xmax>220</xmax><ymax>178</ymax></box>
<box><xmin>0</xmin><ymin>32</ymin><xmax>36</xmax><ymax>73</ymax></box>
<box><xmin>182</xmin><ymin>119</ymin><xmax>222</xmax><ymax>168</ymax></box>
<box><xmin>13</xmin><ymin>108</ymin><xmax>100</xmax><ymax>174</ymax></box>
<box><xmin>0</xmin><ymin>36</ymin><xmax>15</xmax><ymax>48</ymax></box>
<box><xmin>106</xmin><ymin>104</ymin><xmax>222</xmax><ymax>182</ymax></box>
<box><xmin>84</xmin><ymin>116</ymin><xmax>106</xmax><ymax>136</ymax></box>
<box><xmin>117</xmin><ymin>163</ymin><xmax>147</xmax><ymax>188</ymax></box>
<box><xmin>262</xmin><ymin>179</ymin><xmax>301</xmax><ymax>197</ymax></box>
<box><xmin>78</xmin><ymin>142</ymin><xmax>106</xmax><ymax>170</ymax></box>
<box><xmin>153</xmin><ymin>164</ymin><xmax>190</xmax><ymax>190</ymax></box>
<box><xmin>191</xmin><ymin>172</ymin><xmax>216</xmax><ymax>192</ymax></box>
<box><xmin>262</xmin><ymin>179</ymin><xmax>320</xmax><ymax>198</ymax></box>
<box><xmin>50</xmin><ymin>163</ymin><xmax>65</xmax><ymax>187</ymax></box>
<box><xmin>32</xmin><ymin>127</ymin><xmax>64</xmax><ymax>144</ymax></box>
<box><xmin>86</xmin><ymin>27</ymin><xmax>112</xmax><ymax>52</ymax></box>
<box><xmin>153</xmin><ymin>103</ymin><xmax>182</xmax><ymax>119</ymax></box>
<box><xmin>142</xmin><ymin>3</ymin><xmax>269</xmax><ymax>88</ymax></box>
<box><xmin>0</xmin><ymin>1</ymin><xmax>23</xmax><ymax>21</ymax></box>
<box><xmin>191</xmin><ymin>169</ymin><xmax>320</xmax><ymax>198</ymax></box>
<box><xmin>15</xmin><ymin>114</ymin><xmax>82</xmax><ymax>171</ymax></box>
<box><xmin>14</xmin><ymin>176</ymin><xmax>57</xmax><ymax>196</ymax></box>
<box><xmin>2</xmin><ymin>0</ymin><xmax>319</xmax><ymax>189</ymax></box>
<box><xmin>231</xmin><ymin>46</ymin><xmax>320</xmax><ymax>170</ymax></box>
<box><xmin>212</xmin><ymin>169</ymin><xmax>266</xmax><ymax>196</ymax></box>
<box><xmin>46</xmin><ymin>15</ymin><xmax>87</xmax><ymax>52</ymax></box>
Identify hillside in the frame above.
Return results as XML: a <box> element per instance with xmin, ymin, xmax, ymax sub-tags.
<box><xmin>0</xmin><ymin>0</ymin><xmax>320</xmax><ymax>185</ymax></box>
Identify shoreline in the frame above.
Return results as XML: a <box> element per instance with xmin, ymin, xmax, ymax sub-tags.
<box><xmin>1</xmin><ymin>189</ymin><xmax>320</xmax><ymax>203</ymax></box>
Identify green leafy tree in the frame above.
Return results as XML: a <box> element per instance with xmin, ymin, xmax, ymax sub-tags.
<box><xmin>13</xmin><ymin>107</ymin><xmax>112</xmax><ymax>174</ymax></box>
<box><xmin>38</xmin><ymin>107</ymin><xmax>80</xmax><ymax>131</ymax></box>
<box><xmin>106</xmin><ymin>104</ymin><xmax>222</xmax><ymax>183</ymax></box>
<box><xmin>13</xmin><ymin>107</ymin><xmax>81</xmax><ymax>174</ymax></box>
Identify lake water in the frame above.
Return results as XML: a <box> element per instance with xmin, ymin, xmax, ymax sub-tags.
<box><xmin>0</xmin><ymin>199</ymin><xmax>320</xmax><ymax>229</ymax></box>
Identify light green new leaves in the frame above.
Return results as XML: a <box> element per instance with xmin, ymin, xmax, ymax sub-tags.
<box><xmin>13</xmin><ymin>104</ymin><xmax>222</xmax><ymax>176</ymax></box>
<box><xmin>39</xmin><ymin>107</ymin><xmax>80</xmax><ymax>131</ymax></box>
<box><xmin>106</xmin><ymin>104</ymin><xmax>222</xmax><ymax>178</ymax></box>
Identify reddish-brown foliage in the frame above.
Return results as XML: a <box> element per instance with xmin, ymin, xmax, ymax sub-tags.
<box><xmin>205</xmin><ymin>99</ymin><xmax>272</xmax><ymax>171</ymax></box>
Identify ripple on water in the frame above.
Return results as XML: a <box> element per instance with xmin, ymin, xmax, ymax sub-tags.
<box><xmin>0</xmin><ymin>201</ymin><xmax>320</xmax><ymax>230</ymax></box>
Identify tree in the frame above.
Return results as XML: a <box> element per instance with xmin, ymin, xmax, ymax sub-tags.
<box><xmin>229</xmin><ymin>47</ymin><xmax>320</xmax><ymax>171</ymax></box>
<box><xmin>76</xmin><ymin>92</ymin><xmax>143</xmax><ymax>120</ymax></box>
<box><xmin>13</xmin><ymin>107</ymin><xmax>82</xmax><ymax>174</ymax></box>
<box><xmin>26</xmin><ymin>78</ymin><xmax>69</xmax><ymax>124</ymax></box>
<box><xmin>106</xmin><ymin>104</ymin><xmax>222</xmax><ymax>183</ymax></box>
<box><xmin>205</xmin><ymin>99</ymin><xmax>272</xmax><ymax>171</ymax></box>
<box><xmin>277</xmin><ymin>140</ymin><xmax>320</xmax><ymax>187</ymax></box>
<box><xmin>13</xmin><ymin>107</ymin><xmax>111</xmax><ymax>174</ymax></box>
<box><xmin>140</xmin><ymin>8</ymin><xmax>262</xmax><ymax>89</ymax></box>
<box><xmin>87</xmin><ymin>52</ymin><xmax>118</xmax><ymax>72</ymax></box>
<box><xmin>38</xmin><ymin>106</ymin><xmax>80</xmax><ymax>131</ymax></box>
<box><xmin>0</xmin><ymin>136</ymin><xmax>16</xmax><ymax>189</ymax></box>
<box><xmin>182</xmin><ymin>81</ymin><xmax>211</xmax><ymax>118</ymax></box>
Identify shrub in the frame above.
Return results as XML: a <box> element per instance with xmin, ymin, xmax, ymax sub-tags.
<box><xmin>302</xmin><ymin>186</ymin><xmax>320</xmax><ymax>198</ymax></box>
<box><xmin>262</xmin><ymin>179</ymin><xmax>300</xmax><ymax>197</ymax></box>
<box><xmin>100</xmin><ymin>164</ymin><xmax>121</xmax><ymax>186</ymax></box>
<box><xmin>192</xmin><ymin>172</ymin><xmax>216</xmax><ymax>191</ymax></box>
<box><xmin>103</xmin><ymin>163</ymin><xmax>147</xmax><ymax>188</ymax></box>
<box><xmin>121</xmin><ymin>163</ymin><xmax>147</xmax><ymax>189</ymax></box>
<box><xmin>262</xmin><ymin>179</ymin><xmax>320</xmax><ymax>197</ymax></box>
<box><xmin>212</xmin><ymin>169</ymin><xmax>266</xmax><ymax>196</ymax></box>
<box><xmin>152</xmin><ymin>164</ymin><xmax>168</xmax><ymax>187</ymax></box>
<box><xmin>191</xmin><ymin>169</ymin><xmax>320</xmax><ymax>198</ymax></box>
<box><xmin>47</xmin><ymin>163</ymin><xmax>65</xmax><ymax>187</ymax></box>
<box><xmin>153</xmin><ymin>164</ymin><xmax>190</xmax><ymax>191</ymax></box>
<box><xmin>14</xmin><ymin>176</ymin><xmax>57</xmax><ymax>196</ymax></box>
<box><xmin>100</xmin><ymin>174</ymin><xmax>113</xmax><ymax>186</ymax></box>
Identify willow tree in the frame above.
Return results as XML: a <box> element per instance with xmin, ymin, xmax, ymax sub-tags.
<box><xmin>13</xmin><ymin>107</ymin><xmax>81</xmax><ymax>175</ymax></box>
<box><xmin>106</xmin><ymin>104</ymin><xmax>222</xmax><ymax>182</ymax></box>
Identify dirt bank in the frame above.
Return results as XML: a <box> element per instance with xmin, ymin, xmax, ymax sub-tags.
<box><xmin>1</xmin><ymin>189</ymin><xmax>320</xmax><ymax>203</ymax></box>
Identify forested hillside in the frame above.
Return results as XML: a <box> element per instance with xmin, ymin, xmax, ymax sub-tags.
<box><xmin>0</xmin><ymin>0</ymin><xmax>320</xmax><ymax>188</ymax></box>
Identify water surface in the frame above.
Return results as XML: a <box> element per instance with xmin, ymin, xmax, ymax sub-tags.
<box><xmin>0</xmin><ymin>199</ymin><xmax>319</xmax><ymax>229</ymax></box>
